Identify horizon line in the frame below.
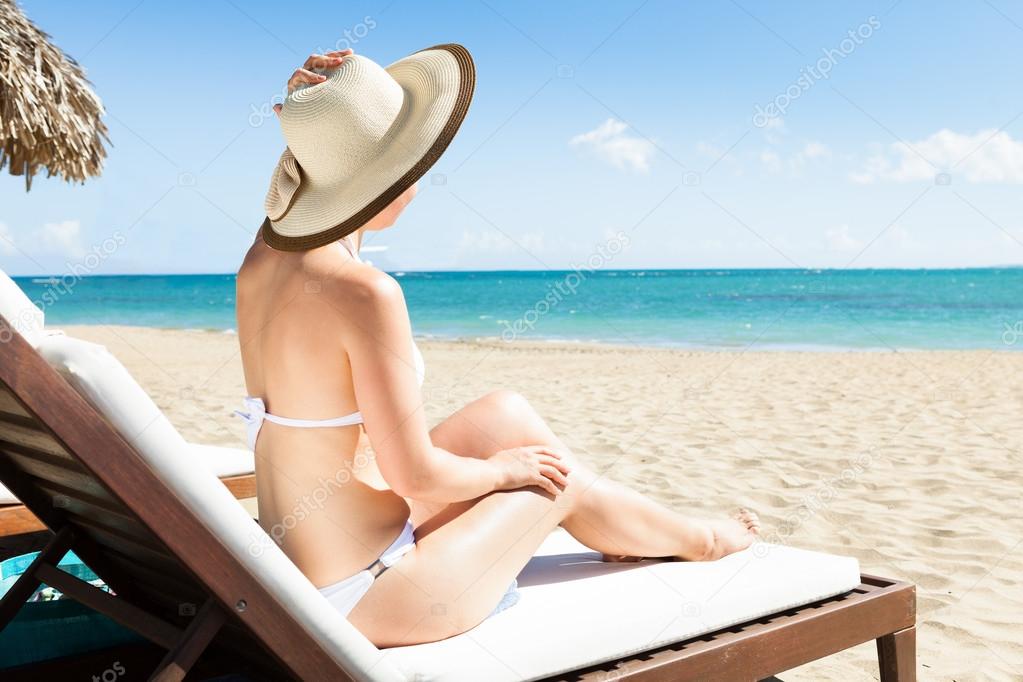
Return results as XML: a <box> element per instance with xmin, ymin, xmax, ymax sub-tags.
<box><xmin>9</xmin><ymin>264</ymin><xmax>1023</xmax><ymax>278</ymax></box>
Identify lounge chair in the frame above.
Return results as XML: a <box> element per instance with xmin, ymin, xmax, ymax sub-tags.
<box><xmin>0</xmin><ymin>272</ymin><xmax>255</xmax><ymax>540</ymax></box>
<box><xmin>0</xmin><ymin>311</ymin><xmax>916</xmax><ymax>680</ymax></box>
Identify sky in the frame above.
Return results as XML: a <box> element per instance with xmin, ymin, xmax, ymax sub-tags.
<box><xmin>1</xmin><ymin>0</ymin><xmax>1022</xmax><ymax>274</ymax></box>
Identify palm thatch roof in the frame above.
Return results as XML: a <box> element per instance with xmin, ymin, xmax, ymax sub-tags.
<box><xmin>0</xmin><ymin>0</ymin><xmax>108</xmax><ymax>190</ymax></box>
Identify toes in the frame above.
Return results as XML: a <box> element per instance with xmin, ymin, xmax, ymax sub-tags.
<box><xmin>736</xmin><ymin>508</ymin><xmax>758</xmax><ymax>522</ymax></box>
<box><xmin>735</xmin><ymin>508</ymin><xmax>761</xmax><ymax>534</ymax></box>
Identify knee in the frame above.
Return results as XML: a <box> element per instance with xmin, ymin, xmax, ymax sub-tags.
<box><xmin>480</xmin><ymin>389</ymin><xmax>533</xmax><ymax>419</ymax></box>
<box><xmin>558</xmin><ymin>451</ymin><xmax>594</xmax><ymax>507</ymax></box>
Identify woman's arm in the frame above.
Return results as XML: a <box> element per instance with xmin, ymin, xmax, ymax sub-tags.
<box><xmin>339</xmin><ymin>271</ymin><xmax>568</xmax><ymax>503</ymax></box>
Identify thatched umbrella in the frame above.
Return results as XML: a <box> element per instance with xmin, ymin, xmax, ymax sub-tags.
<box><xmin>0</xmin><ymin>0</ymin><xmax>108</xmax><ymax>190</ymax></box>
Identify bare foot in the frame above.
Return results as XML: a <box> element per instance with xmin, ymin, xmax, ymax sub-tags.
<box><xmin>702</xmin><ymin>508</ymin><xmax>761</xmax><ymax>561</ymax></box>
<box><xmin>602</xmin><ymin>509</ymin><xmax>761</xmax><ymax>563</ymax></box>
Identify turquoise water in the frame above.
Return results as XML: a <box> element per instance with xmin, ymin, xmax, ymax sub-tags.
<box><xmin>13</xmin><ymin>269</ymin><xmax>1023</xmax><ymax>350</ymax></box>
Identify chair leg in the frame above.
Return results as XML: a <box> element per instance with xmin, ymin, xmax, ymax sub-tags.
<box><xmin>0</xmin><ymin>527</ymin><xmax>72</xmax><ymax>629</ymax></box>
<box><xmin>149</xmin><ymin>597</ymin><xmax>227</xmax><ymax>682</ymax></box>
<box><xmin>877</xmin><ymin>626</ymin><xmax>916</xmax><ymax>682</ymax></box>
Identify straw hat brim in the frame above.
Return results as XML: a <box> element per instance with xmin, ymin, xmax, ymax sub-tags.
<box><xmin>260</xmin><ymin>44</ymin><xmax>474</xmax><ymax>251</ymax></box>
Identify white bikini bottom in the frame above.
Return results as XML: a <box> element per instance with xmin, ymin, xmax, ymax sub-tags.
<box><xmin>318</xmin><ymin>519</ymin><xmax>520</xmax><ymax>619</ymax></box>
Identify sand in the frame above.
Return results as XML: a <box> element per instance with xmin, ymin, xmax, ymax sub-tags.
<box><xmin>62</xmin><ymin>325</ymin><xmax>1023</xmax><ymax>681</ymax></box>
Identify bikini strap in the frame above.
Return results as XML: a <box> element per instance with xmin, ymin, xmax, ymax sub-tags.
<box><xmin>236</xmin><ymin>397</ymin><xmax>363</xmax><ymax>429</ymax></box>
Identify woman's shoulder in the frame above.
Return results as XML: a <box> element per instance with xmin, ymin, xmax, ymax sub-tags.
<box><xmin>317</xmin><ymin>258</ymin><xmax>405</xmax><ymax>313</ymax></box>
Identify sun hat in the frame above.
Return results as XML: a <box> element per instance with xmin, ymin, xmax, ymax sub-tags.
<box><xmin>260</xmin><ymin>44</ymin><xmax>475</xmax><ymax>251</ymax></box>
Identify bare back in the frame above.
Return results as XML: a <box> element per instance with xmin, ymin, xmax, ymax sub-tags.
<box><xmin>236</xmin><ymin>237</ymin><xmax>410</xmax><ymax>588</ymax></box>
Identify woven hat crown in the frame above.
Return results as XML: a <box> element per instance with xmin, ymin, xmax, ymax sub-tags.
<box><xmin>281</xmin><ymin>56</ymin><xmax>406</xmax><ymax>184</ymax></box>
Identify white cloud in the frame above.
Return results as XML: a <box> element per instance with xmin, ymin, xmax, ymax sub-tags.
<box><xmin>760</xmin><ymin>149</ymin><xmax>782</xmax><ymax>174</ymax></box>
<box><xmin>825</xmin><ymin>224</ymin><xmax>862</xmax><ymax>252</ymax></box>
<box><xmin>570</xmin><ymin>118</ymin><xmax>655</xmax><ymax>173</ymax></box>
<box><xmin>38</xmin><ymin>220</ymin><xmax>85</xmax><ymax>258</ymax></box>
<box><xmin>851</xmin><ymin>128</ymin><xmax>1023</xmax><ymax>184</ymax></box>
<box><xmin>790</xmin><ymin>141</ymin><xmax>831</xmax><ymax>171</ymax></box>
<box><xmin>801</xmin><ymin>141</ymin><xmax>831</xmax><ymax>160</ymax></box>
<box><xmin>0</xmin><ymin>222</ymin><xmax>16</xmax><ymax>255</ymax></box>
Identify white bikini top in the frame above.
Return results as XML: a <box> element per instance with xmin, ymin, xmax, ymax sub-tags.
<box><xmin>236</xmin><ymin>237</ymin><xmax>424</xmax><ymax>447</ymax></box>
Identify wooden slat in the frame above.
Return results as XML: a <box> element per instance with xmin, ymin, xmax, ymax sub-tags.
<box><xmin>74</xmin><ymin>519</ymin><xmax>181</xmax><ymax>568</ymax></box>
<box><xmin>0</xmin><ymin>386</ymin><xmax>31</xmax><ymax>418</ymax></box>
<box><xmin>0</xmin><ymin>450</ymin><xmax>102</xmax><ymax>497</ymax></box>
<box><xmin>103</xmin><ymin>551</ymin><xmax>205</xmax><ymax>605</ymax></box>
<box><xmin>0</xmin><ymin>503</ymin><xmax>44</xmax><ymax>536</ymax></box>
<box><xmin>65</xmin><ymin>510</ymin><xmax>168</xmax><ymax>553</ymax></box>
<box><xmin>222</xmin><ymin>474</ymin><xmax>256</xmax><ymax>500</ymax></box>
<box><xmin>128</xmin><ymin>582</ymin><xmax>208</xmax><ymax>621</ymax></box>
<box><xmin>0</xmin><ymin>479</ymin><xmax>127</xmax><ymax>537</ymax></box>
<box><xmin>0</xmin><ymin>474</ymin><xmax>255</xmax><ymax>540</ymax></box>
<box><xmin>0</xmin><ymin>419</ymin><xmax>76</xmax><ymax>460</ymax></box>
<box><xmin>35</xmin><ymin>562</ymin><xmax>183</xmax><ymax>649</ymax></box>
<box><xmin>36</xmin><ymin>479</ymin><xmax>125</xmax><ymax>515</ymax></box>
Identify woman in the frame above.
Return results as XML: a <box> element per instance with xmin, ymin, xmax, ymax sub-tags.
<box><xmin>236</xmin><ymin>44</ymin><xmax>759</xmax><ymax>648</ymax></box>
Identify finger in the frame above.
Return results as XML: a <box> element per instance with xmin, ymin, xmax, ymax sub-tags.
<box><xmin>303</xmin><ymin>53</ymin><xmax>346</xmax><ymax>70</ymax></box>
<box><xmin>273</xmin><ymin>103</ymin><xmax>282</xmax><ymax>115</ymax></box>
<box><xmin>535</xmin><ymin>476</ymin><xmax>559</xmax><ymax>497</ymax></box>
<box><xmin>533</xmin><ymin>446</ymin><xmax>563</xmax><ymax>460</ymax></box>
<box><xmin>540</xmin><ymin>455</ymin><xmax>571</xmax><ymax>476</ymax></box>
<box><xmin>538</xmin><ymin>464</ymin><xmax>568</xmax><ymax>488</ymax></box>
<box><xmin>325</xmin><ymin>49</ymin><xmax>353</xmax><ymax>57</ymax></box>
<box><xmin>288</xmin><ymin>68</ymin><xmax>326</xmax><ymax>92</ymax></box>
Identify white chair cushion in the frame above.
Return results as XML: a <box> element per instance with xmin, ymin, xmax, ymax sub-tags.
<box><xmin>381</xmin><ymin>529</ymin><xmax>861</xmax><ymax>682</ymax></box>
<box><xmin>0</xmin><ymin>269</ymin><xmax>45</xmax><ymax>347</ymax></box>
<box><xmin>34</xmin><ymin>334</ymin><xmax>405</xmax><ymax>682</ymax></box>
<box><xmin>190</xmin><ymin>443</ymin><xmax>255</xmax><ymax>478</ymax></box>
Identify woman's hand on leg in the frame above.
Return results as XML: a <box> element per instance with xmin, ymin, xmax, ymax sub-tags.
<box><xmin>490</xmin><ymin>445</ymin><xmax>572</xmax><ymax>497</ymax></box>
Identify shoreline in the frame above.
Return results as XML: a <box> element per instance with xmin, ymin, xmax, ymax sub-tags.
<box><xmin>57</xmin><ymin>324</ymin><xmax>1021</xmax><ymax>354</ymax></box>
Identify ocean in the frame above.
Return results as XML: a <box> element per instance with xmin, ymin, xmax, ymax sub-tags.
<box><xmin>13</xmin><ymin>268</ymin><xmax>1023</xmax><ymax>351</ymax></box>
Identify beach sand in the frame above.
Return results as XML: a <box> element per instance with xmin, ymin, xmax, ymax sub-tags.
<box><xmin>63</xmin><ymin>325</ymin><xmax>1023</xmax><ymax>681</ymax></box>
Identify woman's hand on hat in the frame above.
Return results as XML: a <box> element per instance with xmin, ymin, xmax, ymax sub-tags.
<box><xmin>273</xmin><ymin>49</ymin><xmax>354</xmax><ymax>115</ymax></box>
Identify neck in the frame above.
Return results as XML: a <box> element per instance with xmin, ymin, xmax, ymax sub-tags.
<box><xmin>344</xmin><ymin>229</ymin><xmax>365</xmax><ymax>253</ymax></box>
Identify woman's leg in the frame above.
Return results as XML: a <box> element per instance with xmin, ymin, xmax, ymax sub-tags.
<box><xmin>348</xmin><ymin>470</ymin><xmax>585</xmax><ymax>646</ymax></box>
<box><xmin>419</xmin><ymin>390</ymin><xmax>759</xmax><ymax>561</ymax></box>
<box><xmin>350</xmin><ymin>390</ymin><xmax>758</xmax><ymax>647</ymax></box>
